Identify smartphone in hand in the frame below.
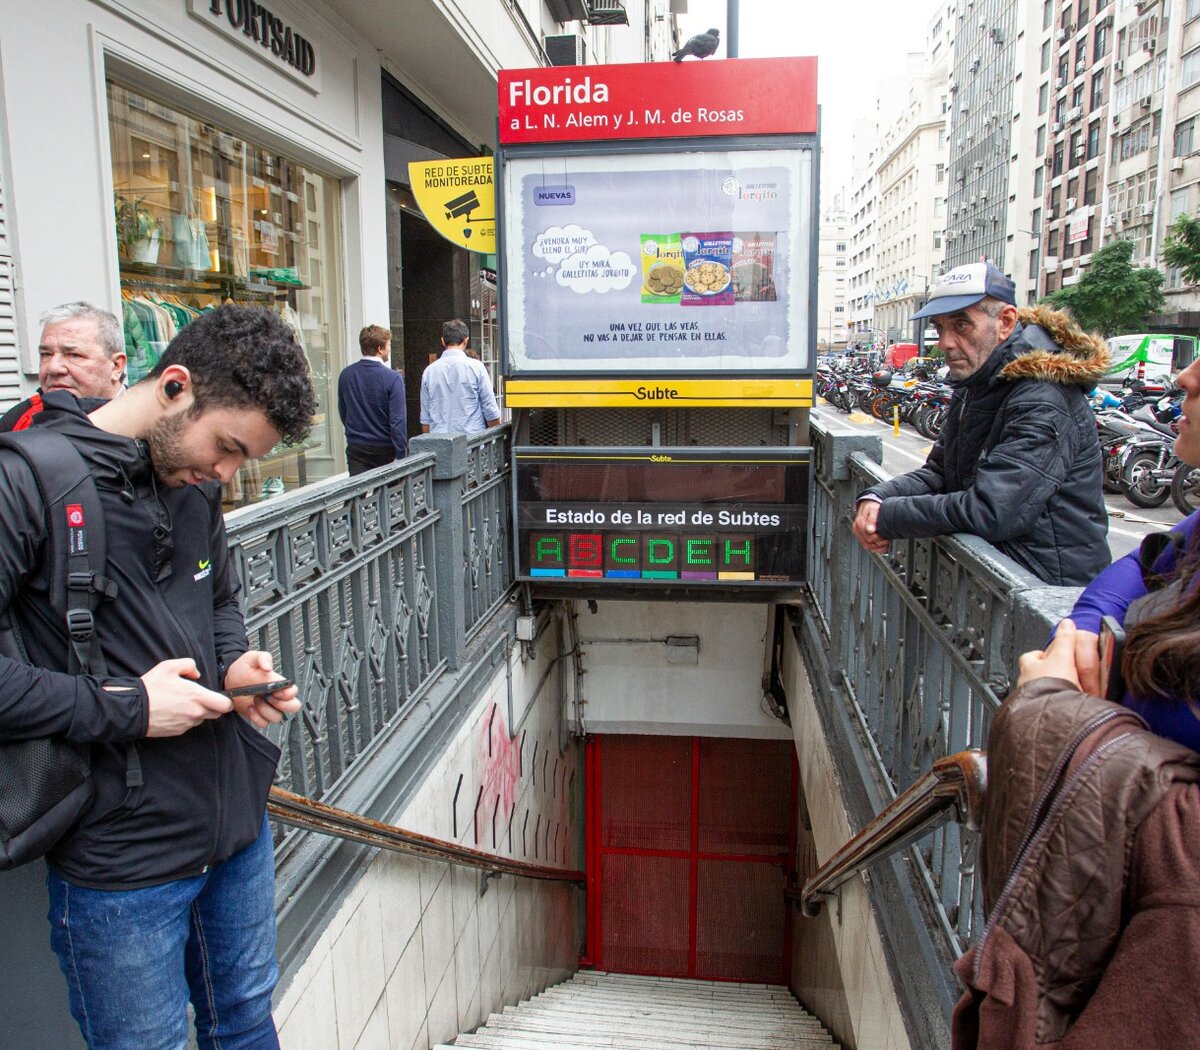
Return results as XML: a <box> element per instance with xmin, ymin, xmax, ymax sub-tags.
<box><xmin>1099</xmin><ymin>616</ymin><xmax>1126</xmax><ymax>704</ymax></box>
<box><xmin>222</xmin><ymin>678</ymin><xmax>293</xmax><ymax>699</ymax></box>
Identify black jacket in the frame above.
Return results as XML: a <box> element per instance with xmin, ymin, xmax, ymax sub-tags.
<box><xmin>863</xmin><ymin>306</ymin><xmax>1111</xmax><ymax>586</ymax></box>
<box><xmin>0</xmin><ymin>393</ymin><xmax>278</xmax><ymax>889</ymax></box>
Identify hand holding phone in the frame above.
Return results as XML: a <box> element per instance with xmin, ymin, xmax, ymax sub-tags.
<box><xmin>1099</xmin><ymin>615</ymin><xmax>1127</xmax><ymax>704</ymax></box>
<box><xmin>222</xmin><ymin>678</ymin><xmax>293</xmax><ymax>699</ymax></box>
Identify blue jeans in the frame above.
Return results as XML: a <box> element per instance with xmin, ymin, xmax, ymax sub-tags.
<box><xmin>47</xmin><ymin>816</ymin><xmax>280</xmax><ymax>1050</ymax></box>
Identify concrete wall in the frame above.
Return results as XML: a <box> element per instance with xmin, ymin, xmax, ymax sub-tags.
<box><xmin>784</xmin><ymin>630</ymin><xmax>912</xmax><ymax>1050</ymax></box>
<box><xmin>275</xmin><ymin>633</ymin><xmax>583</xmax><ymax>1050</ymax></box>
<box><xmin>571</xmin><ymin>599</ymin><xmax>793</xmax><ymax>739</ymax></box>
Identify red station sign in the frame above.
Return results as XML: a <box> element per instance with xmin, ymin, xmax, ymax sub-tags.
<box><xmin>498</xmin><ymin>57</ymin><xmax>818</xmax><ymax>145</ymax></box>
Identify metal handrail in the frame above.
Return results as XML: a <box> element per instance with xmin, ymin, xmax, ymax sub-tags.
<box><xmin>268</xmin><ymin>787</ymin><xmax>585</xmax><ymax>885</ymax></box>
<box><xmin>796</xmin><ymin>750</ymin><xmax>987</xmax><ymax>917</ymax></box>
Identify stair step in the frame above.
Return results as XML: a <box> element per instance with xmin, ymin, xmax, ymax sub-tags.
<box><xmin>532</xmin><ymin>988</ymin><xmax>806</xmax><ymax>1016</ymax></box>
<box><xmin>445</xmin><ymin>973</ymin><xmax>840</xmax><ymax>1050</ymax></box>
<box><xmin>486</xmin><ymin>1012</ymin><xmax>831</xmax><ymax>1046</ymax></box>
<box><xmin>453</xmin><ymin>1030</ymin><xmax>837</xmax><ymax>1050</ymax></box>
<box><xmin>508</xmin><ymin>1000</ymin><xmax>828</xmax><ymax>1031</ymax></box>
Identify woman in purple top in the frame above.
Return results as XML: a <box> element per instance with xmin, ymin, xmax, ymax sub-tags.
<box><xmin>1021</xmin><ymin>351</ymin><xmax>1200</xmax><ymax>748</ymax></box>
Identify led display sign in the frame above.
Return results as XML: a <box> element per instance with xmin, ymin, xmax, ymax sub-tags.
<box><xmin>514</xmin><ymin>447</ymin><xmax>809</xmax><ymax>586</ymax></box>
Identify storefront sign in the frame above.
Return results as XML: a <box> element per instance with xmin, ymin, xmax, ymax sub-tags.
<box><xmin>190</xmin><ymin>0</ymin><xmax>320</xmax><ymax>91</ymax></box>
<box><xmin>501</xmin><ymin>146</ymin><xmax>812</xmax><ymax>376</ymax></box>
<box><xmin>408</xmin><ymin>158</ymin><xmax>496</xmax><ymax>253</ymax></box>
<box><xmin>514</xmin><ymin>447</ymin><xmax>809</xmax><ymax>586</ymax></box>
<box><xmin>498</xmin><ymin>58</ymin><xmax>817</xmax><ymax>145</ymax></box>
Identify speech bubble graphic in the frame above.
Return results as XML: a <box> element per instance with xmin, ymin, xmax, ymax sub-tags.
<box><xmin>532</xmin><ymin>224</ymin><xmax>597</xmax><ymax>265</ymax></box>
<box><xmin>555</xmin><ymin>244</ymin><xmax>637</xmax><ymax>294</ymax></box>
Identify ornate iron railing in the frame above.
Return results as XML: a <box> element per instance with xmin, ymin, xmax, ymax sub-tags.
<box><xmin>462</xmin><ymin>429</ymin><xmax>513</xmax><ymax>640</ymax></box>
<box><xmin>805</xmin><ymin>415</ymin><xmax>1073</xmax><ymax>954</ymax></box>
<box><xmin>224</xmin><ymin>428</ymin><xmax>514</xmax><ymax>807</ymax></box>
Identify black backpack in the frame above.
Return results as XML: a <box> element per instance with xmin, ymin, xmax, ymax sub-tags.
<box><xmin>0</xmin><ymin>428</ymin><xmax>122</xmax><ymax>869</ymax></box>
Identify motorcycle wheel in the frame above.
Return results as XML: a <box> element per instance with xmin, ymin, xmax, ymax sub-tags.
<box><xmin>1102</xmin><ymin>457</ymin><xmax>1123</xmax><ymax>494</ymax></box>
<box><xmin>869</xmin><ymin>393</ymin><xmax>894</xmax><ymax>420</ymax></box>
<box><xmin>924</xmin><ymin>405</ymin><xmax>947</xmax><ymax>440</ymax></box>
<box><xmin>1120</xmin><ymin>450</ymin><xmax>1172</xmax><ymax>508</ymax></box>
<box><xmin>1171</xmin><ymin>463</ymin><xmax>1200</xmax><ymax>515</ymax></box>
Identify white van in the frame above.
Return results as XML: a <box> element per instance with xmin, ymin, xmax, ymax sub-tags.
<box><xmin>1103</xmin><ymin>333</ymin><xmax>1198</xmax><ymax>386</ymax></box>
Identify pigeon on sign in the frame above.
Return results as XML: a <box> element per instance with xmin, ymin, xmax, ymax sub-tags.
<box><xmin>672</xmin><ymin>28</ymin><xmax>720</xmax><ymax>61</ymax></box>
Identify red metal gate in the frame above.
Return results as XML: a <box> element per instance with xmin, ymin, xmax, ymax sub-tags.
<box><xmin>585</xmin><ymin>735</ymin><xmax>796</xmax><ymax>984</ymax></box>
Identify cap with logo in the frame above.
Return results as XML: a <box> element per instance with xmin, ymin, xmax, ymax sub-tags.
<box><xmin>912</xmin><ymin>262</ymin><xmax>1017</xmax><ymax>320</ymax></box>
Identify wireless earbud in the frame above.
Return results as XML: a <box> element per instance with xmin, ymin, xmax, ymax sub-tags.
<box><xmin>164</xmin><ymin>380</ymin><xmax>183</xmax><ymax>400</ymax></box>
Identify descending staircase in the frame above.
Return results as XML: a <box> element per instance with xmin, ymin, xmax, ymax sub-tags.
<box><xmin>438</xmin><ymin>970</ymin><xmax>841</xmax><ymax>1049</ymax></box>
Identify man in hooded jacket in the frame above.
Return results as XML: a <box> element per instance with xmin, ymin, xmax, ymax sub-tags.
<box><xmin>851</xmin><ymin>262</ymin><xmax>1110</xmax><ymax>586</ymax></box>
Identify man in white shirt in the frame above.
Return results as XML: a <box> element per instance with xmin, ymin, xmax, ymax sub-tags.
<box><xmin>420</xmin><ymin>319</ymin><xmax>501</xmax><ymax>434</ymax></box>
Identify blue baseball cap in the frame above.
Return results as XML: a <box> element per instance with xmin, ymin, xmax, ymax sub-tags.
<box><xmin>912</xmin><ymin>262</ymin><xmax>1017</xmax><ymax>320</ymax></box>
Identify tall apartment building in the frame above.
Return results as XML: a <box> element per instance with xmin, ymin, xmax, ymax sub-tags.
<box><xmin>945</xmin><ymin>0</ymin><xmax>1023</xmax><ymax>269</ymax></box>
<box><xmin>1029</xmin><ymin>0</ymin><xmax>1117</xmax><ymax>296</ymax></box>
<box><xmin>1162</xmin><ymin>0</ymin><xmax>1200</xmax><ymax>326</ymax></box>
<box><xmin>847</xmin><ymin>121</ymin><xmax>880</xmax><ymax>346</ymax></box>
<box><xmin>873</xmin><ymin>55</ymin><xmax>952</xmax><ymax>343</ymax></box>
<box><xmin>817</xmin><ymin>193</ymin><xmax>850</xmax><ymax>350</ymax></box>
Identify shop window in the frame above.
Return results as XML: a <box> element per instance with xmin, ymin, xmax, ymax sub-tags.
<box><xmin>106</xmin><ymin>79</ymin><xmax>345</xmax><ymax>506</ymax></box>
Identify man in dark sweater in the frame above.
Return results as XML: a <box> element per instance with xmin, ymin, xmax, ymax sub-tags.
<box><xmin>851</xmin><ymin>262</ymin><xmax>1110</xmax><ymax>586</ymax></box>
<box><xmin>336</xmin><ymin>324</ymin><xmax>407</xmax><ymax>475</ymax></box>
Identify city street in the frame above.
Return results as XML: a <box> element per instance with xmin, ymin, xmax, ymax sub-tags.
<box><xmin>816</xmin><ymin>405</ymin><xmax>1184</xmax><ymax>562</ymax></box>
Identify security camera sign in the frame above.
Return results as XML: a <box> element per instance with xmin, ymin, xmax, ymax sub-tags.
<box><xmin>408</xmin><ymin>158</ymin><xmax>496</xmax><ymax>253</ymax></box>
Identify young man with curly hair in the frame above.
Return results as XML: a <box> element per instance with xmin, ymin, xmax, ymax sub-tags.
<box><xmin>0</xmin><ymin>305</ymin><xmax>317</xmax><ymax>1049</ymax></box>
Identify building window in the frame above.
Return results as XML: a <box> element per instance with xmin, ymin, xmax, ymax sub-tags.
<box><xmin>1039</xmin><ymin>82</ymin><xmax>1049</xmax><ymax>115</ymax></box>
<box><xmin>1062</xmin><ymin>4</ymin><xmax>1073</xmax><ymax>30</ymax></box>
<box><xmin>106</xmin><ymin>80</ymin><xmax>346</xmax><ymax>503</ymax></box>
<box><xmin>1095</xmin><ymin>23</ymin><xmax>1109</xmax><ymax>59</ymax></box>
<box><xmin>1175</xmin><ymin>117</ymin><xmax>1196</xmax><ymax>156</ymax></box>
<box><xmin>1073</xmin><ymin>83</ymin><xmax>1086</xmax><ymax>109</ymax></box>
<box><xmin>1053</xmin><ymin>143</ymin><xmax>1065</xmax><ymax>176</ymax></box>
<box><xmin>1190</xmin><ymin>0</ymin><xmax>1200</xmax><ymax>20</ymax></box>
<box><xmin>1075</xmin><ymin>40</ymin><xmax>1087</xmax><ymax>69</ymax></box>
<box><xmin>1091</xmin><ymin>72</ymin><xmax>1104</xmax><ymax>109</ymax></box>
<box><xmin>1087</xmin><ymin>120</ymin><xmax>1101</xmax><ymax>159</ymax></box>
<box><xmin>1044</xmin><ymin>0</ymin><xmax>1054</xmax><ymax>30</ymax></box>
<box><xmin>1084</xmin><ymin>167</ymin><xmax>1098</xmax><ymax>205</ymax></box>
<box><xmin>1041</xmin><ymin>39</ymin><xmax>1052</xmax><ymax>72</ymax></box>
<box><xmin>1037</xmin><ymin>123</ymin><xmax>1048</xmax><ymax>155</ymax></box>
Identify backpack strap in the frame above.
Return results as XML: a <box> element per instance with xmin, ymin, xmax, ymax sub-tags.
<box><xmin>0</xmin><ymin>431</ymin><xmax>140</xmax><ymax>788</ymax></box>
<box><xmin>0</xmin><ymin>430</ymin><xmax>117</xmax><ymax>676</ymax></box>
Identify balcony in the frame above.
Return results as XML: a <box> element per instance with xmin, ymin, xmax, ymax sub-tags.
<box><xmin>587</xmin><ymin>0</ymin><xmax>629</xmax><ymax>25</ymax></box>
<box><xmin>545</xmin><ymin>0</ymin><xmax>589</xmax><ymax>23</ymax></box>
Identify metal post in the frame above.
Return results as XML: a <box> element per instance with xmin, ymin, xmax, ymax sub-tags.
<box><xmin>726</xmin><ymin>0</ymin><xmax>739</xmax><ymax>57</ymax></box>
<box><xmin>409</xmin><ymin>433</ymin><xmax>468</xmax><ymax>670</ymax></box>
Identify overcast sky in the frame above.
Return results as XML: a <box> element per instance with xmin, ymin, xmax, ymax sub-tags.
<box><xmin>676</xmin><ymin>0</ymin><xmax>932</xmax><ymax>198</ymax></box>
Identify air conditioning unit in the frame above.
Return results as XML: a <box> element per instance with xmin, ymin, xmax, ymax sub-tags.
<box><xmin>1141</xmin><ymin>95</ymin><xmax>1153</xmax><ymax>108</ymax></box>
<box><xmin>1073</xmin><ymin>146</ymin><xmax>1086</xmax><ymax>159</ymax></box>
<box><xmin>1172</xmin><ymin>157</ymin><xmax>1186</xmax><ymax>172</ymax></box>
<box><xmin>1052</xmin><ymin>121</ymin><xmax>1063</xmax><ymax>133</ymax></box>
<box><xmin>1103</xmin><ymin>214</ymin><xmax>1115</xmax><ymax>229</ymax></box>
<box><xmin>545</xmin><ymin>32</ymin><xmax>587</xmax><ymax>65</ymax></box>
<box><xmin>1068</xmin><ymin>106</ymin><xmax>1083</xmax><ymax>122</ymax></box>
<box><xmin>1144</xmin><ymin>38</ymin><xmax>1157</xmax><ymax>53</ymax></box>
<box><xmin>1142</xmin><ymin>202</ymin><xmax>1156</xmax><ymax>216</ymax></box>
<box><xmin>1056</xmin><ymin>28</ymin><xmax>1068</xmax><ymax>41</ymax></box>
<box><xmin>1066</xmin><ymin>196</ymin><xmax>1077</xmax><ymax>209</ymax></box>
<box><xmin>1048</xmin><ymin>207</ymin><xmax>1059</xmax><ymax>219</ymax></box>
<box><xmin>1114</xmin><ymin>60</ymin><xmax>1125</xmax><ymax>75</ymax></box>
<box><xmin>1112</xmin><ymin>113</ymin><xmax>1122</xmax><ymax>127</ymax></box>
<box><xmin>1099</xmin><ymin>13</ymin><xmax>1114</xmax><ymax>28</ymax></box>
<box><xmin>1056</xmin><ymin>75</ymin><xmax>1066</xmax><ymax>88</ymax></box>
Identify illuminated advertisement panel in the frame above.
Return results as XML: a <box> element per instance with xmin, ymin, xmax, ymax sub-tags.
<box><xmin>514</xmin><ymin>447</ymin><xmax>810</xmax><ymax>586</ymax></box>
<box><xmin>501</xmin><ymin>148</ymin><xmax>812</xmax><ymax>376</ymax></box>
